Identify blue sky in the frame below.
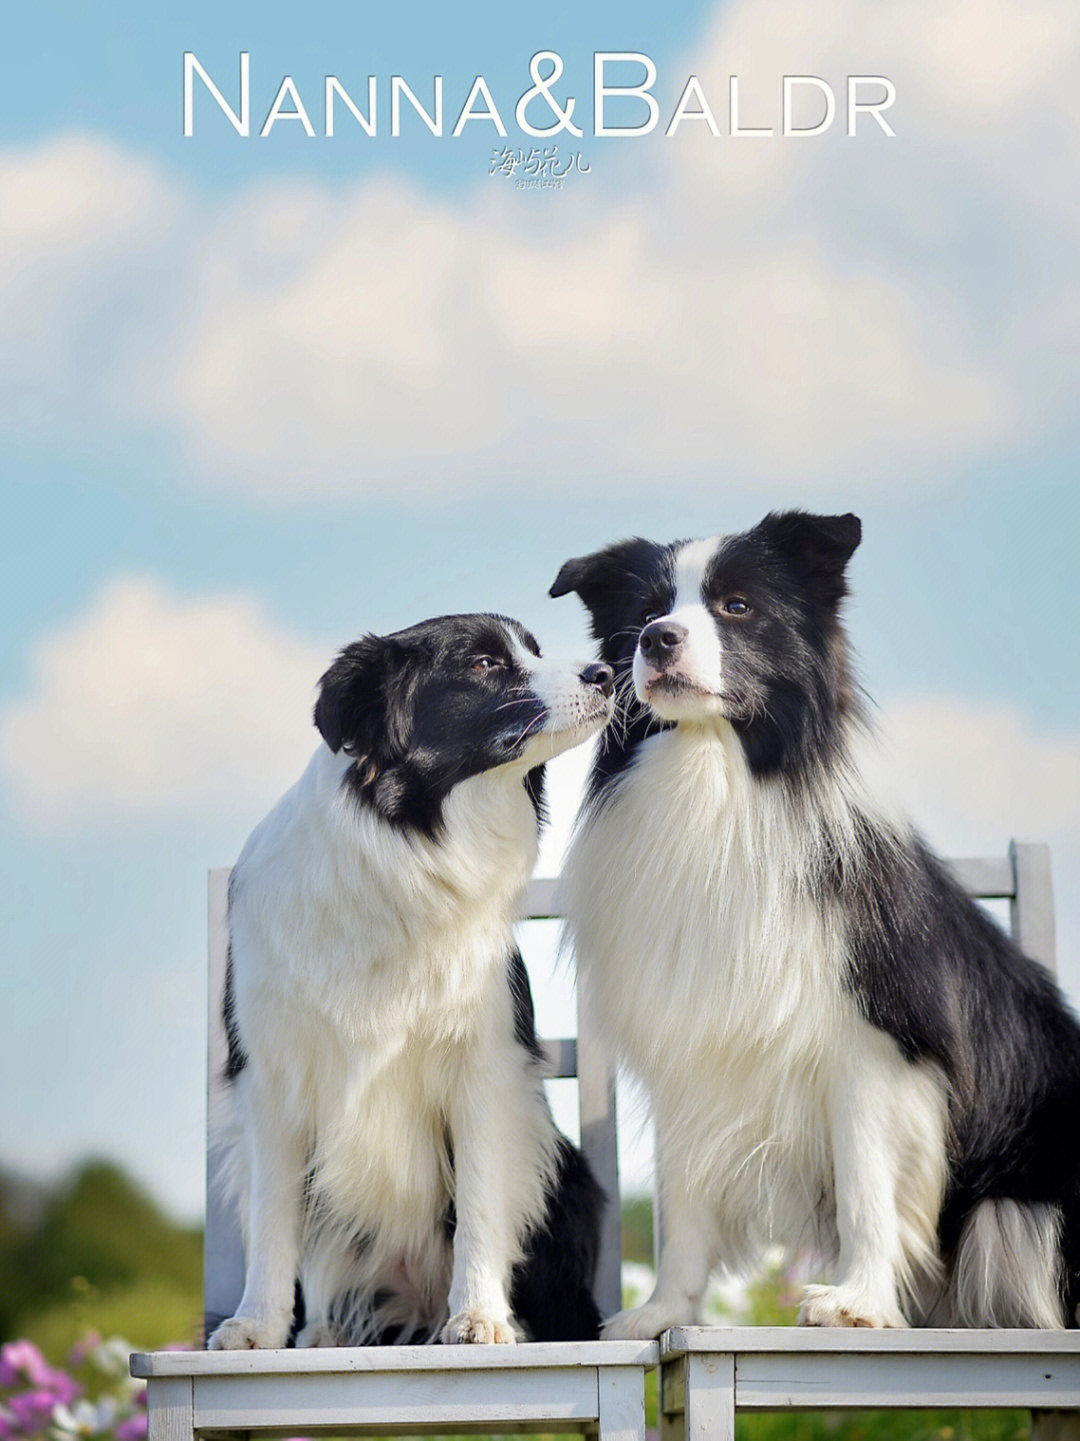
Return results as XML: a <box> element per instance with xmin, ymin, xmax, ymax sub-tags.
<box><xmin>3</xmin><ymin>0</ymin><xmax>1079</xmax><ymax>1219</ymax></box>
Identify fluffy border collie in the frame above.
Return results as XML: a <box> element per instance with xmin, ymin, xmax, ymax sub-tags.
<box><xmin>208</xmin><ymin>613</ymin><xmax>612</xmax><ymax>1349</ymax></box>
<box><xmin>551</xmin><ymin>512</ymin><xmax>1080</xmax><ymax>1334</ymax></box>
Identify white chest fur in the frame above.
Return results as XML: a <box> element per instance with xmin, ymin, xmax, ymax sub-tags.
<box><xmin>233</xmin><ymin>748</ymin><xmax>537</xmax><ymax>1044</ymax></box>
<box><xmin>565</xmin><ymin>723</ymin><xmax>857</xmax><ymax>1251</ymax></box>
<box><xmin>226</xmin><ymin>747</ymin><xmax>543</xmax><ymax>1254</ymax></box>
<box><xmin>567</xmin><ymin>725</ymin><xmax>847</xmax><ymax>1064</ymax></box>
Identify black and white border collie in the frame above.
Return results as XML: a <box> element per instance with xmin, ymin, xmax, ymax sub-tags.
<box><xmin>552</xmin><ymin>512</ymin><xmax>1080</xmax><ymax>1334</ymax></box>
<box><xmin>208</xmin><ymin>613</ymin><xmax>612</xmax><ymax>1349</ymax></box>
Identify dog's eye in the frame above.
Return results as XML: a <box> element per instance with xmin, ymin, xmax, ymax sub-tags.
<box><xmin>721</xmin><ymin>597</ymin><xmax>751</xmax><ymax>617</ymax></box>
<box><xmin>472</xmin><ymin>655</ymin><xmax>506</xmax><ymax>672</ymax></box>
<box><xmin>640</xmin><ymin>608</ymin><xmax>660</xmax><ymax>626</ymax></box>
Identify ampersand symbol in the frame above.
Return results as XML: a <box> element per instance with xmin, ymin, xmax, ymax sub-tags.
<box><xmin>515</xmin><ymin>52</ymin><xmax>583</xmax><ymax>137</ymax></box>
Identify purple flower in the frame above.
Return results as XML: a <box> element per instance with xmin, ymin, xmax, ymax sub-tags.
<box><xmin>47</xmin><ymin>1375</ymin><xmax>80</xmax><ymax>1409</ymax></box>
<box><xmin>0</xmin><ymin>1344</ymin><xmax>51</xmax><ymax>1390</ymax></box>
<box><xmin>7</xmin><ymin>1389</ymin><xmax>57</xmax><ymax>1430</ymax></box>
<box><xmin>65</xmin><ymin>1337</ymin><xmax>101</xmax><ymax>1371</ymax></box>
<box><xmin>115</xmin><ymin>1415</ymin><xmax>147</xmax><ymax>1441</ymax></box>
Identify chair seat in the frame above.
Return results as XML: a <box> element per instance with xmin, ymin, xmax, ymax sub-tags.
<box><xmin>659</xmin><ymin>1326</ymin><xmax>1080</xmax><ymax>1439</ymax></box>
<box><xmin>132</xmin><ymin>1340</ymin><xmax>658</xmax><ymax>1376</ymax></box>
<box><xmin>132</xmin><ymin>1340</ymin><xmax>659</xmax><ymax>1439</ymax></box>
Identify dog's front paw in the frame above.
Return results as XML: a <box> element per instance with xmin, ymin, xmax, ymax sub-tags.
<box><xmin>441</xmin><ymin>1309</ymin><xmax>517</xmax><ymax>1345</ymax></box>
<box><xmin>799</xmin><ymin>1284</ymin><xmax>907</xmax><ymax>1329</ymax></box>
<box><xmin>207</xmin><ymin>1315</ymin><xmax>291</xmax><ymax>1350</ymax></box>
<box><xmin>602</xmin><ymin>1300</ymin><xmax>690</xmax><ymax>1341</ymax></box>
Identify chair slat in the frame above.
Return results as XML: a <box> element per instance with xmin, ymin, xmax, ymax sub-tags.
<box><xmin>1010</xmin><ymin>841</ymin><xmax>1058</xmax><ymax>976</ymax></box>
<box><xmin>205</xmin><ymin>870</ymin><xmax>243</xmax><ymax>1330</ymax></box>
<box><xmin>945</xmin><ymin>855</ymin><xmax>1016</xmax><ymax>897</ymax></box>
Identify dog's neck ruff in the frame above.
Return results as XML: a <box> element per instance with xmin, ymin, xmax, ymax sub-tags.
<box><xmin>317</xmin><ymin>745</ymin><xmax>540</xmax><ymax>928</ymax></box>
<box><xmin>565</xmin><ymin>715</ymin><xmax>884</xmax><ymax>1069</ymax></box>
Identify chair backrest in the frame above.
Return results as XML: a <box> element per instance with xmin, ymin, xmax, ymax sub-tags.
<box><xmin>203</xmin><ymin>841</ymin><xmax>1056</xmax><ymax>1331</ymax></box>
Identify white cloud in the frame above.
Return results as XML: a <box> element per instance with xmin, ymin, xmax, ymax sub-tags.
<box><xmin>2</xmin><ymin>0</ymin><xmax>1078</xmax><ymax>496</ymax></box>
<box><xmin>865</xmin><ymin>694</ymin><xmax>1080</xmax><ymax>849</ymax></box>
<box><xmin>0</xmin><ymin>577</ymin><xmax>329</xmax><ymax>830</ymax></box>
<box><xmin>868</xmin><ymin>694</ymin><xmax>1080</xmax><ymax>1004</ymax></box>
<box><xmin>0</xmin><ymin>134</ymin><xmax>179</xmax><ymax>430</ymax></box>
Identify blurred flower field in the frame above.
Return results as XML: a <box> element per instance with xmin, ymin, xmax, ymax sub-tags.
<box><xmin>1</xmin><ymin>1335</ymin><xmax>154</xmax><ymax>1441</ymax></box>
<box><xmin>0</xmin><ymin>1171</ymin><xmax>1032</xmax><ymax>1441</ymax></box>
<box><xmin>0</xmin><ymin>1160</ymin><xmax>201</xmax><ymax>1441</ymax></box>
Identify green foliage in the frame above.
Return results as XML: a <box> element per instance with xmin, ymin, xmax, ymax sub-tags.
<box><xmin>736</xmin><ymin>1410</ymin><xmax>1028</xmax><ymax>1441</ymax></box>
<box><xmin>26</xmin><ymin>1278</ymin><xmax>202</xmax><ymax>1369</ymax></box>
<box><xmin>0</xmin><ymin>1161</ymin><xmax>202</xmax><ymax>1357</ymax></box>
<box><xmin>620</xmin><ymin>1195</ymin><xmax>655</xmax><ymax>1267</ymax></box>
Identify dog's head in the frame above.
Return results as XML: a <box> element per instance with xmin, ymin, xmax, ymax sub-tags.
<box><xmin>551</xmin><ymin>512</ymin><xmax>861</xmax><ymax>777</ymax></box>
<box><xmin>315</xmin><ymin>613</ymin><xmax>614</xmax><ymax>833</ymax></box>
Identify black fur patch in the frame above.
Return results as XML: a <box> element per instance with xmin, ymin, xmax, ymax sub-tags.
<box><xmin>511</xmin><ymin>1137</ymin><xmax>604</xmax><ymax>1341</ymax></box>
<box><xmin>831</xmin><ymin>815</ymin><xmax>1080</xmax><ymax>1300</ymax></box>
<box><xmin>222</xmin><ymin>945</ymin><xmax>247</xmax><ymax>1080</ymax></box>
<box><xmin>707</xmin><ymin>512</ymin><xmax>861</xmax><ymax>779</ymax></box>
<box><xmin>551</xmin><ymin>538</ymin><xmax>677</xmax><ymax>799</ymax></box>
<box><xmin>523</xmin><ymin>765</ymin><xmax>546</xmax><ymax>824</ymax></box>
<box><xmin>508</xmin><ymin>946</ymin><xmax>546</xmax><ymax>1063</ymax></box>
<box><xmin>503</xmin><ymin>946</ymin><xmax>604</xmax><ymax>1338</ymax></box>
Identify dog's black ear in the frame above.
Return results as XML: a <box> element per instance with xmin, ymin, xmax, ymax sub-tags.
<box><xmin>314</xmin><ymin>636</ymin><xmax>398</xmax><ymax>757</ymax></box>
<box><xmin>549</xmin><ymin>554</ymin><xmax>595</xmax><ymax>600</ymax></box>
<box><xmin>550</xmin><ymin>538</ymin><xmax>652</xmax><ymax>613</ymax></box>
<box><xmin>758</xmin><ymin>511</ymin><xmax>861</xmax><ymax>605</ymax></box>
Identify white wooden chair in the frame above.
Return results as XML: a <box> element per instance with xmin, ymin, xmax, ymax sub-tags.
<box><xmin>657</xmin><ymin>842</ymin><xmax>1080</xmax><ymax>1440</ymax></box>
<box><xmin>659</xmin><ymin>1328</ymin><xmax>1080</xmax><ymax>1439</ymax></box>
<box><xmin>131</xmin><ymin>870</ymin><xmax>656</xmax><ymax>1441</ymax></box>
<box><xmin>131</xmin><ymin>841</ymin><xmax>1080</xmax><ymax>1441</ymax></box>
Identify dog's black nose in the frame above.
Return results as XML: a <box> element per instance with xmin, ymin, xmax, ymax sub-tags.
<box><xmin>581</xmin><ymin>662</ymin><xmax>615</xmax><ymax>697</ymax></box>
<box><xmin>639</xmin><ymin>620</ymin><xmax>688</xmax><ymax>666</ymax></box>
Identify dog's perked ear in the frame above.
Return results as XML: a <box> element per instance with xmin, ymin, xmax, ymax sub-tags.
<box><xmin>757</xmin><ymin>511</ymin><xmax>862</xmax><ymax>607</ymax></box>
<box><xmin>551</xmin><ymin>542</ymin><xmax>632</xmax><ymax>606</ymax></box>
<box><xmin>549</xmin><ymin>554</ymin><xmax>598</xmax><ymax>602</ymax></box>
<box><xmin>314</xmin><ymin>636</ymin><xmax>408</xmax><ymax>761</ymax></box>
<box><xmin>550</xmin><ymin>538</ymin><xmax>667</xmax><ymax>624</ymax></box>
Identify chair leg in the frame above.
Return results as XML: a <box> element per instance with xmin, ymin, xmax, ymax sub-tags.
<box><xmin>683</xmin><ymin>1354</ymin><xmax>735</xmax><ymax>1441</ymax></box>
<box><xmin>598</xmin><ymin>1366</ymin><xmax>647</xmax><ymax>1441</ymax></box>
<box><xmin>1033</xmin><ymin>1412</ymin><xmax>1080</xmax><ymax>1441</ymax></box>
<box><xmin>146</xmin><ymin>1378</ymin><xmax>194</xmax><ymax>1441</ymax></box>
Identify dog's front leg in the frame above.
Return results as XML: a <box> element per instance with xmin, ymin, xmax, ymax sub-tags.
<box><xmin>801</xmin><ymin>1036</ymin><xmax>912</xmax><ymax>1329</ymax></box>
<box><xmin>603</xmin><ymin>1135</ymin><xmax>715</xmax><ymax>1340</ymax></box>
<box><xmin>209</xmin><ymin>1078</ymin><xmax>307</xmax><ymax>1350</ymax></box>
<box><xmin>441</xmin><ymin>1039</ymin><xmax>521</xmax><ymax>1345</ymax></box>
